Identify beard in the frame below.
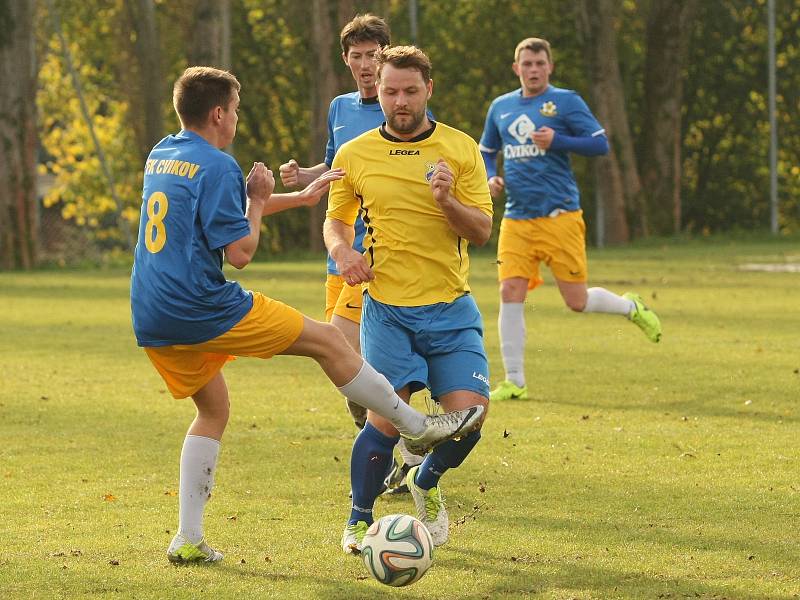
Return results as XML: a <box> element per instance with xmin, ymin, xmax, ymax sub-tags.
<box><xmin>386</xmin><ymin>107</ymin><xmax>426</xmax><ymax>135</ymax></box>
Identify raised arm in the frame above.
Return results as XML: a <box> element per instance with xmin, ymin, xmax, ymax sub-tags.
<box><xmin>263</xmin><ymin>168</ymin><xmax>344</xmax><ymax>216</ymax></box>
<box><xmin>226</xmin><ymin>162</ymin><xmax>273</xmax><ymax>269</ymax></box>
<box><xmin>278</xmin><ymin>159</ymin><xmax>330</xmax><ymax>189</ymax></box>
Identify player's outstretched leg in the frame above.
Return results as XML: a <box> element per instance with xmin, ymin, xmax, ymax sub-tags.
<box><xmin>406</xmin><ymin>430</ymin><xmax>482</xmax><ymax>546</ymax></box>
<box><xmin>282</xmin><ymin>318</ymin><xmax>485</xmax><ymax>452</ymax></box>
<box><xmin>623</xmin><ymin>292</ymin><xmax>662</xmax><ymax>342</ymax></box>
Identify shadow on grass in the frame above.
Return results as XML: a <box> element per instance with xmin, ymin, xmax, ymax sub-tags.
<box><xmin>439</xmin><ymin>544</ymin><xmax>795</xmax><ymax>600</ymax></box>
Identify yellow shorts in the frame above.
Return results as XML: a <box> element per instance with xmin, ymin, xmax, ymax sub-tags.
<box><xmin>325</xmin><ymin>274</ymin><xmax>363</xmax><ymax>324</ymax></box>
<box><xmin>497</xmin><ymin>210</ymin><xmax>588</xmax><ymax>290</ymax></box>
<box><xmin>144</xmin><ymin>291</ymin><xmax>304</xmax><ymax>399</ymax></box>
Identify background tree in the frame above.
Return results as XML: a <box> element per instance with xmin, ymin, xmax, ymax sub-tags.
<box><xmin>639</xmin><ymin>0</ymin><xmax>697</xmax><ymax>235</ymax></box>
<box><xmin>12</xmin><ymin>0</ymin><xmax>797</xmax><ymax>270</ymax></box>
<box><xmin>577</xmin><ymin>0</ymin><xmax>637</xmax><ymax>244</ymax></box>
<box><xmin>0</xmin><ymin>0</ymin><xmax>39</xmax><ymax>269</ymax></box>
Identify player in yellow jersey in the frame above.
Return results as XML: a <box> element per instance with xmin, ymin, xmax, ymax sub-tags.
<box><xmin>324</xmin><ymin>46</ymin><xmax>493</xmax><ymax>552</ymax></box>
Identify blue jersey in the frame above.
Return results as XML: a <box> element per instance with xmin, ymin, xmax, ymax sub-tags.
<box><xmin>324</xmin><ymin>92</ymin><xmax>385</xmax><ymax>275</ymax></box>
<box><xmin>479</xmin><ymin>86</ymin><xmax>605</xmax><ymax>219</ymax></box>
<box><xmin>131</xmin><ymin>130</ymin><xmax>253</xmax><ymax>347</ymax></box>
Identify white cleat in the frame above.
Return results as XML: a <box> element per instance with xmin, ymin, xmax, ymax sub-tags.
<box><xmin>341</xmin><ymin>520</ymin><xmax>368</xmax><ymax>555</ymax></box>
<box><xmin>402</xmin><ymin>405</ymin><xmax>484</xmax><ymax>455</ymax></box>
<box><xmin>406</xmin><ymin>466</ymin><xmax>449</xmax><ymax>546</ymax></box>
<box><xmin>167</xmin><ymin>533</ymin><xmax>223</xmax><ymax>563</ymax></box>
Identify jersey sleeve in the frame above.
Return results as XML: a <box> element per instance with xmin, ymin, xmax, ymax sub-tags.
<box><xmin>564</xmin><ymin>93</ymin><xmax>605</xmax><ymax>138</ymax></box>
<box><xmin>199</xmin><ymin>169</ymin><xmax>251</xmax><ymax>250</ymax></box>
<box><xmin>326</xmin><ymin>150</ymin><xmax>359</xmax><ymax>225</ymax></box>
<box><xmin>478</xmin><ymin>101</ymin><xmax>501</xmax><ymax>153</ymax></box>
<box><xmin>454</xmin><ymin>140</ymin><xmax>493</xmax><ymax>218</ymax></box>
<box><xmin>324</xmin><ymin>98</ymin><xmax>337</xmax><ymax>167</ymax></box>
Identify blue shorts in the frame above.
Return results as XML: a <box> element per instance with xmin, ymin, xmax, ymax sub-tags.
<box><xmin>361</xmin><ymin>293</ymin><xmax>490</xmax><ymax>399</ymax></box>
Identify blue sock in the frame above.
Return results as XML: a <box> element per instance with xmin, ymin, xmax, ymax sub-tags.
<box><xmin>414</xmin><ymin>430</ymin><xmax>481</xmax><ymax>491</ymax></box>
<box><xmin>349</xmin><ymin>422</ymin><xmax>398</xmax><ymax>525</ymax></box>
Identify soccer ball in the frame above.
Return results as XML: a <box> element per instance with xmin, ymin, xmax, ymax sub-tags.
<box><xmin>361</xmin><ymin>514</ymin><xmax>434</xmax><ymax>587</ymax></box>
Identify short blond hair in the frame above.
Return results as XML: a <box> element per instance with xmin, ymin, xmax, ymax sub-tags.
<box><xmin>514</xmin><ymin>37</ymin><xmax>553</xmax><ymax>63</ymax></box>
<box><xmin>376</xmin><ymin>45</ymin><xmax>431</xmax><ymax>83</ymax></box>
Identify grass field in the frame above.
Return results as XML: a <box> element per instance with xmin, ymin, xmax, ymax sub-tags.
<box><xmin>1</xmin><ymin>236</ymin><xmax>798</xmax><ymax>599</ymax></box>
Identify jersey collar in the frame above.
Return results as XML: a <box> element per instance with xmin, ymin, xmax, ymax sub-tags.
<box><xmin>379</xmin><ymin>121</ymin><xmax>437</xmax><ymax>143</ymax></box>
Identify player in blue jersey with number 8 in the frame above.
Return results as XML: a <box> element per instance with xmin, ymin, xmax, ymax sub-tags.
<box><xmin>130</xmin><ymin>66</ymin><xmax>484</xmax><ymax>564</ymax></box>
<box><xmin>480</xmin><ymin>38</ymin><xmax>663</xmax><ymax>402</ymax></box>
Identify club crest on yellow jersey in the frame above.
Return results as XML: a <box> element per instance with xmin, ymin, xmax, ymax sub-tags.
<box><xmin>425</xmin><ymin>162</ymin><xmax>436</xmax><ymax>181</ymax></box>
<box><xmin>540</xmin><ymin>101</ymin><xmax>557</xmax><ymax>117</ymax></box>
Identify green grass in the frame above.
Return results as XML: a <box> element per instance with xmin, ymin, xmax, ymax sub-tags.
<box><xmin>1</xmin><ymin>236</ymin><xmax>799</xmax><ymax>599</ymax></box>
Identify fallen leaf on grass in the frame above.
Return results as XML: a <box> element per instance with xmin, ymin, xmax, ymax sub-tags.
<box><xmin>109</xmin><ymin>560</ymin><xmax>119</xmax><ymax>566</ymax></box>
<box><xmin>103</xmin><ymin>494</ymin><xmax>117</xmax><ymax>502</ymax></box>
<box><xmin>453</xmin><ymin>503</ymin><xmax>484</xmax><ymax>526</ymax></box>
<box><xmin>227</xmin><ymin>515</ymin><xmax>237</xmax><ymax>521</ymax></box>
<box><xmin>164</xmin><ymin>490</ymin><xmax>177</xmax><ymax>497</ymax></box>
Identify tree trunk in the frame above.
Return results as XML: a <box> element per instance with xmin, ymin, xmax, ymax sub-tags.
<box><xmin>576</xmin><ymin>0</ymin><xmax>636</xmax><ymax>244</ymax></box>
<box><xmin>640</xmin><ymin>0</ymin><xmax>696</xmax><ymax>235</ymax></box>
<box><xmin>308</xmin><ymin>0</ymin><xmax>338</xmax><ymax>252</ymax></box>
<box><xmin>189</xmin><ymin>0</ymin><xmax>231</xmax><ymax>68</ymax></box>
<box><xmin>125</xmin><ymin>0</ymin><xmax>163</xmax><ymax>159</ymax></box>
<box><xmin>0</xmin><ymin>0</ymin><xmax>38</xmax><ymax>269</ymax></box>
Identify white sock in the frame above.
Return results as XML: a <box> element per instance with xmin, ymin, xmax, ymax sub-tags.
<box><xmin>178</xmin><ymin>435</ymin><xmax>220</xmax><ymax>544</ymax></box>
<box><xmin>338</xmin><ymin>361</ymin><xmax>426</xmax><ymax>436</ymax></box>
<box><xmin>499</xmin><ymin>302</ymin><xmax>526</xmax><ymax>387</ymax></box>
<box><xmin>583</xmin><ymin>287</ymin><xmax>635</xmax><ymax>315</ymax></box>
<box><xmin>397</xmin><ymin>437</ymin><xmax>423</xmax><ymax>467</ymax></box>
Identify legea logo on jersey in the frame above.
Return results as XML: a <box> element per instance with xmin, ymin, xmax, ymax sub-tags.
<box><xmin>505</xmin><ymin>113</ymin><xmax>546</xmax><ymax>160</ymax></box>
<box><xmin>389</xmin><ymin>149</ymin><xmax>420</xmax><ymax>155</ymax></box>
<box><xmin>425</xmin><ymin>162</ymin><xmax>436</xmax><ymax>181</ymax></box>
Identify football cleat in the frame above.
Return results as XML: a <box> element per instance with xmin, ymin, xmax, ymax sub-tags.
<box><xmin>623</xmin><ymin>292</ymin><xmax>662</xmax><ymax>343</ymax></box>
<box><xmin>402</xmin><ymin>405</ymin><xmax>484</xmax><ymax>455</ymax></box>
<box><xmin>380</xmin><ymin>457</ymin><xmax>411</xmax><ymax>496</ymax></box>
<box><xmin>345</xmin><ymin>397</ymin><xmax>367</xmax><ymax>429</ymax></box>
<box><xmin>167</xmin><ymin>533</ymin><xmax>223</xmax><ymax>564</ymax></box>
<box><xmin>489</xmin><ymin>380</ymin><xmax>528</xmax><ymax>401</ymax></box>
<box><xmin>341</xmin><ymin>520</ymin><xmax>369</xmax><ymax>554</ymax></box>
<box><xmin>406</xmin><ymin>466</ymin><xmax>448</xmax><ymax>546</ymax></box>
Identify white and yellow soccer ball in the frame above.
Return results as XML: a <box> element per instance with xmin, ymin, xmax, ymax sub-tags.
<box><xmin>361</xmin><ymin>514</ymin><xmax>434</xmax><ymax>587</ymax></box>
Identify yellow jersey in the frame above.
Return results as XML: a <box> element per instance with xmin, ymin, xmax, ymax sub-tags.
<box><xmin>327</xmin><ymin>122</ymin><xmax>492</xmax><ymax>306</ymax></box>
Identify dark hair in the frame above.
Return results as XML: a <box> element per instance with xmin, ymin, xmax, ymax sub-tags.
<box><xmin>514</xmin><ymin>37</ymin><xmax>553</xmax><ymax>63</ymax></box>
<box><xmin>340</xmin><ymin>13</ymin><xmax>391</xmax><ymax>55</ymax></box>
<box><xmin>172</xmin><ymin>66</ymin><xmax>240</xmax><ymax>128</ymax></box>
<box><xmin>376</xmin><ymin>45</ymin><xmax>431</xmax><ymax>83</ymax></box>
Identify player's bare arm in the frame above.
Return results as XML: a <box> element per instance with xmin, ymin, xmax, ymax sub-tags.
<box><xmin>226</xmin><ymin>162</ymin><xmax>274</xmax><ymax>269</ymax></box>
<box><xmin>430</xmin><ymin>159</ymin><xmax>492</xmax><ymax>246</ymax></box>
<box><xmin>323</xmin><ymin>217</ymin><xmax>374</xmax><ymax>285</ymax></box>
<box><xmin>263</xmin><ymin>168</ymin><xmax>345</xmax><ymax>216</ymax></box>
<box><xmin>278</xmin><ymin>158</ymin><xmax>330</xmax><ymax>188</ymax></box>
